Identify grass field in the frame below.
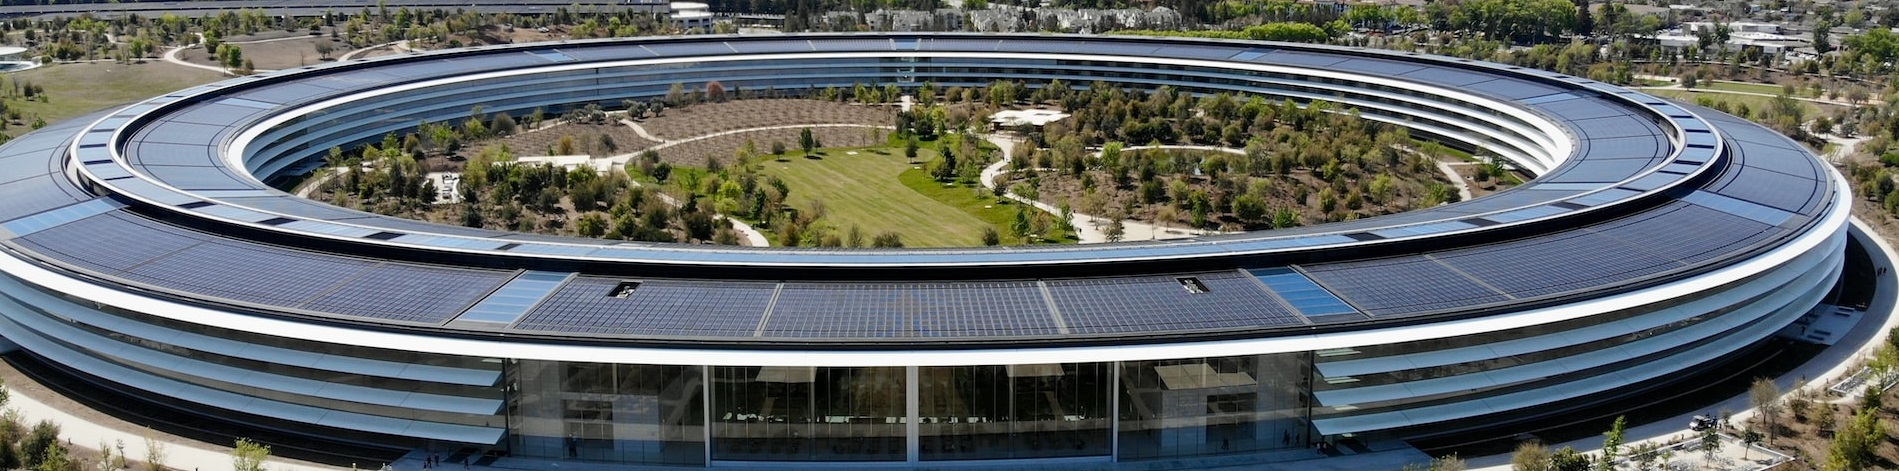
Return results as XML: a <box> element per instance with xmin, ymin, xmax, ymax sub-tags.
<box><xmin>6</xmin><ymin>62</ymin><xmax>226</xmax><ymax>137</ymax></box>
<box><xmin>759</xmin><ymin>145</ymin><xmax>998</xmax><ymax>247</ymax></box>
<box><xmin>1699</xmin><ymin>80</ymin><xmax>1791</xmax><ymax>96</ymax></box>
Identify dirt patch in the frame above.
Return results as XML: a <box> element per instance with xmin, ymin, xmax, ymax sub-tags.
<box><xmin>650</xmin><ymin>126</ymin><xmax>890</xmax><ymax>168</ymax></box>
<box><xmin>457</xmin><ymin>122</ymin><xmax>660</xmax><ymax>164</ymax></box>
<box><xmin>180</xmin><ymin>33</ymin><xmax>347</xmax><ymax>70</ymax></box>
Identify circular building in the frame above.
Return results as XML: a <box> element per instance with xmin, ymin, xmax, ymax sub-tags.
<box><xmin>0</xmin><ymin>34</ymin><xmax>1850</xmax><ymax>466</ymax></box>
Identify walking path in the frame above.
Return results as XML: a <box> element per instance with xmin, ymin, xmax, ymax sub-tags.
<box><xmin>338</xmin><ymin>39</ymin><xmax>414</xmax><ymax>62</ymax></box>
<box><xmin>1466</xmin><ymin>217</ymin><xmax>1899</xmax><ymax>469</ymax></box>
<box><xmin>1435</xmin><ymin>160</ymin><xmax>1476</xmax><ymax>202</ymax></box>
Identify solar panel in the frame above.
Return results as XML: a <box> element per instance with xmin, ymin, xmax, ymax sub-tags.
<box><xmin>1435</xmin><ymin>231</ymin><xmax>1678</xmax><ymax>299</ymax></box>
<box><xmin>303</xmin><ymin>263</ymin><xmax>514</xmax><ymax>324</ymax></box>
<box><xmin>1470</xmin><ymin>80</ymin><xmax>1565</xmax><ymax>99</ymax></box>
<box><xmin>1532</xmin><ymin>100</ymin><xmax>1624</xmax><ymax>120</ymax></box>
<box><xmin>1709</xmin><ymin>166</ymin><xmax>1820</xmax><ymax>213</ymax></box>
<box><xmin>1681</xmin><ymin>191</ymin><xmax>1796</xmax><ymax>226</ymax></box>
<box><xmin>1402</xmin><ymin>67</ymin><xmax>1497</xmax><ymax>86</ymax></box>
<box><xmin>764</xmin><ymin>282</ymin><xmax>1057</xmax><ymax>338</ymax></box>
<box><xmin>12</xmin><ymin>212</ymin><xmax>201</xmax><ymax>273</ymax></box>
<box><xmin>0</xmin><ymin>177</ymin><xmax>90</xmax><ymax>222</ymax></box>
<box><xmin>1568</xmin><ymin>116</ymin><xmax>1664</xmax><ymax>139</ymax></box>
<box><xmin>1046</xmin><ymin>272</ymin><xmax>1303</xmax><ymax>334</ymax></box>
<box><xmin>1330</xmin><ymin>59</ymin><xmax>1422</xmax><ymax>76</ymax></box>
<box><xmin>727</xmin><ymin>40</ymin><xmax>813</xmax><ymax>54</ymax></box>
<box><xmin>1580</xmin><ymin>135</ymin><xmax>1667</xmax><ymax>160</ymax></box>
<box><xmin>1592</xmin><ymin>202</ymin><xmax>1777</xmax><ymax>264</ymax></box>
<box><xmin>514</xmin><ymin>277</ymin><xmax>771</xmax><ymax>337</ymax></box>
<box><xmin>1301</xmin><ymin>257</ymin><xmax>1510</xmax><ymax>317</ymax></box>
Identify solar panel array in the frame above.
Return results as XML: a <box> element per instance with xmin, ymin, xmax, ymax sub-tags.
<box><xmin>514</xmin><ymin>277</ymin><xmax>772</xmax><ymax>337</ymax></box>
<box><xmin>1046</xmin><ymin>272</ymin><xmax>1304</xmax><ymax>334</ymax></box>
<box><xmin>1301</xmin><ymin>256</ymin><xmax>1512</xmax><ymax>317</ymax></box>
<box><xmin>304</xmin><ymin>263</ymin><xmax>513</xmax><ymax>324</ymax></box>
<box><xmin>764</xmin><ymin>282</ymin><xmax>1058</xmax><ymax>338</ymax></box>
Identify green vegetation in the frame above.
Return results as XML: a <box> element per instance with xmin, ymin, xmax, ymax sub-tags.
<box><xmin>1644</xmin><ymin>89</ymin><xmax>1833</xmax><ymax>131</ymax></box>
<box><xmin>1703</xmin><ymin>80</ymin><xmax>1798</xmax><ymax>96</ymax></box>
<box><xmin>232</xmin><ymin>438</ymin><xmax>270</xmax><ymax>471</ymax></box>
<box><xmin>759</xmin><ymin>144</ymin><xmax>1013</xmax><ymax>247</ymax></box>
<box><xmin>2</xmin><ymin>62</ymin><xmax>225</xmax><ymax>138</ymax></box>
<box><xmin>1003</xmin><ymin>82</ymin><xmax>1469</xmax><ymax>231</ymax></box>
<box><xmin>1109</xmin><ymin>22</ymin><xmax>1340</xmax><ymax>43</ymax></box>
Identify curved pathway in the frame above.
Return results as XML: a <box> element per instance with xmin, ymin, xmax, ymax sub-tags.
<box><xmin>338</xmin><ymin>39</ymin><xmax>413</xmax><ymax>62</ymax></box>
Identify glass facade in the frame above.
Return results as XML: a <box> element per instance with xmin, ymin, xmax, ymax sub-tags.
<box><xmin>917</xmin><ymin>363</ymin><xmax>1110</xmax><ymax>460</ymax></box>
<box><xmin>508</xmin><ymin>361</ymin><xmax>706</xmax><ymax>466</ymax></box>
<box><xmin>1117</xmin><ymin>354</ymin><xmax>1312</xmax><ymax>460</ymax></box>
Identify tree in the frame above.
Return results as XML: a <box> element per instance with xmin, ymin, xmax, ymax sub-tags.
<box><xmin>980</xmin><ymin>226</ymin><xmax>1000</xmax><ymax>246</ymax></box>
<box><xmin>798</xmin><ymin>128</ymin><xmax>818</xmax><ymax>157</ymax></box>
<box><xmin>94</xmin><ymin>441</ymin><xmax>114</xmax><ymax>471</ymax></box>
<box><xmin>870</xmin><ymin>231</ymin><xmax>903</xmax><ymax>248</ymax></box>
<box><xmin>143</xmin><ymin>436</ymin><xmax>166</xmax><ymax>471</ymax></box>
<box><xmin>1548</xmin><ymin>447</ymin><xmax>1589</xmax><ymax>471</ymax></box>
<box><xmin>1739</xmin><ymin>429</ymin><xmax>1762</xmax><ymax>460</ymax></box>
<box><xmin>1680</xmin><ymin>71</ymin><xmax>1698</xmax><ymax>89</ymax></box>
<box><xmin>36</xmin><ymin>442</ymin><xmax>72</xmax><ymax>471</ymax></box>
<box><xmin>1598</xmin><ymin>415</ymin><xmax>1625</xmax><ymax>471</ymax></box>
<box><xmin>21</xmin><ymin>421</ymin><xmax>58</xmax><ymax>469</ymax></box>
<box><xmin>1511</xmin><ymin>442</ymin><xmax>1551</xmax><ymax>471</ymax></box>
<box><xmin>232</xmin><ymin>438</ymin><xmax>270</xmax><ymax>471</ymax></box>
<box><xmin>1697</xmin><ymin>419</ymin><xmax>1721</xmax><ymax>466</ymax></box>
<box><xmin>1749</xmin><ymin>377</ymin><xmax>1781</xmax><ymax>439</ymax></box>
<box><xmin>1826</xmin><ymin>408</ymin><xmax>1881</xmax><ymax>471</ymax></box>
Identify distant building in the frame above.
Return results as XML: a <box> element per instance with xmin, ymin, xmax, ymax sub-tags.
<box><xmin>990</xmin><ymin>109</ymin><xmax>1069</xmax><ymax>130</ymax></box>
<box><xmin>670</xmin><ymin>2</ymin><xmax>715</xmax><ymax>31</ymax></box>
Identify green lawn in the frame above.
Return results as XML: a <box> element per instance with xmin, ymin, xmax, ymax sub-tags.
<box><xmin>759</xmin><ymin>146</ymin><xmax>997</xmax><ymax>247</ymax></box>
<box><xmin>1699</xmin><ymin>80</ymin><xmax>1788</xmax><ymax>95</ymax></box>
<box><xmin>6</xmin><ymin>61</ymin><xmax>227</xmax><ymax>137</ymax></box>
<box><xmin>897</xmin><ymin>166</ymin><xmax>1069</xmax><ymax>245</ymax></box>
<box><xmin>1644</xmin><ymin>89</ymin><xmax>1837</xmax><ymax>117</ymax></box>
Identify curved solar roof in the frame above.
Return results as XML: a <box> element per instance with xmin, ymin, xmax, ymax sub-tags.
<box><xmin>0</xmin><ymin>34</ymin><xmax>1842</xmax><ymax>347</ymax></box>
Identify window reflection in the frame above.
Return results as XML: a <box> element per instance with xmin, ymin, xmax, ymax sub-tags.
<box><xmin>710</xmin><ymin>366</ymin><xmax>906</xmax><ymax>461</ymax></box>
<box><xmin>507</xmin><ymin>361</ymin><xmax>705</xmax><ymax>466</ymax></box>
<box><xmin>1118</xmin><ymin>354</ymin><xmax>1312</xmax><ymax>460</ymax></box>
<box><xmin>917</xmin><ymin>363</ymin><xmax>1110</xmax><ymax>460</ymax></box>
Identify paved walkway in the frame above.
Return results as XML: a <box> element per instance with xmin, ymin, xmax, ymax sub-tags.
<box><xmin>338</xmin><ymin>40</ymin><xmax>414</xmax><ymax>62</ymax></box>
<box><xmin>1466</xmin><ymin>217</ymin><xmax>1899</xmax><ymax>469</ymax></box>
<box><xmin>1434</xmin><ymin>161</ymin><xmax>1476</xmax><ymax>202</ymax></box>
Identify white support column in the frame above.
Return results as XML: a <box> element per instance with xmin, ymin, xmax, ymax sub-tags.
<box><xmin>906</xmin><ymin>365</ymin><xmax>920</xmax><ymax>463</ymax></box>
<box><xmin>1110</xmin><ymin>361</ymin><xmax>1120</xmax><ymax>462</ymax></box>
<box><xmin>701</xmin><ymin>365</ymin><xmax>713</xmax><ymax>465</ymax></box>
